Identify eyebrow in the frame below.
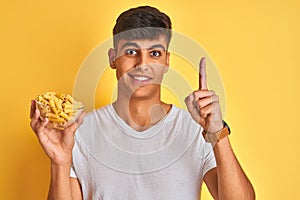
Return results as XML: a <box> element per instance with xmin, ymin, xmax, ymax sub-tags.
<box><xmin>119</xmin><ymin>42</ymin><xmax>166</xmax><ymax>52</ymax></box>
<box><xmin>150</xmin><ymin>44</ymin><xmax>166</xmax><ymax>51</ymax></box>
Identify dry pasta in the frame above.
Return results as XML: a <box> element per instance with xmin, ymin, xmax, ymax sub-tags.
<box><xmin>35</xmin><ymin>92</ymin><xmax>84</xmax><ymax>130</ymax></box>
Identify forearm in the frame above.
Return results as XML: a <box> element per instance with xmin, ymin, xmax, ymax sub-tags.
<box><xmin>48</xmin><ymin>162</ymin><xmax>73</xmax><ymax>200</ymax></box>
<box><xmin>213</xmin><ymin>137</ymin><xmax>255</xmax><ymax>200</ymax></box>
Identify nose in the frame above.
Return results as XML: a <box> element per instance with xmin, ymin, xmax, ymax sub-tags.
<box><xmin>136</xmin><ymin>50</ymin><xmax>150</xmax><ymax>70</ymax></box>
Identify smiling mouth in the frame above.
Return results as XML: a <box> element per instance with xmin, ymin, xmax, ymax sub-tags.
<box><xmin>128</xmin><ymin>74</ymin><xmax>152</xmax><ymax>83</ymax></box>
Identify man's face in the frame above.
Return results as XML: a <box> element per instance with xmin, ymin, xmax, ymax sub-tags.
<box><xmin>109</xmin><ymin>35</ymin><xmax>170</xmax><ymax>100</ymax></box>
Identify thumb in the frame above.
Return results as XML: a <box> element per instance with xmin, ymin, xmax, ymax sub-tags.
<box><xmin>65</xmin><ymin>111</ymin><xmax>86</xmax><ymax>135</ymax></box>
<box><xmin>185</xmin><ymin>93</ymin><xmax>196</xmax><ymax>114</ymax></box>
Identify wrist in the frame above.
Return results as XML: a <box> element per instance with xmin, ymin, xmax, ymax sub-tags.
<box><xmin>51</xmin><ymin>159</ymin><xmax>72</xmax><ymax>168</ymax></box>
<box><xmin>202</xmin><ymin>120</ymin><xmax>231</xmax><ymax>144</ymax></box>
<box><xmin>51</xmin><ymin>162</ymin><xmax>71</xmax><ymax>167</ymax></box>
<box><xmin>50</xmin><ymin>162</ymin><xmax>72</xmax><ymax>179</ymax></box>
<box><xmin>206</xmin><ymin>120</ymin><xmax>223</xmax><ymax>133</ymax></box>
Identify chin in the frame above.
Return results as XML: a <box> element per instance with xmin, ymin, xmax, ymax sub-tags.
<box><xmin>130</xmin><ymin>87</ymin><xmax>157</xmax><ymax>100</ymax></box>
<box><xmin>130</xmin><ymin>91</ymin><xmax>153</xmax><ymax>100</ymax></box>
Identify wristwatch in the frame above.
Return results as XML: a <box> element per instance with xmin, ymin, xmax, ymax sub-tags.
<box><xmin>202</xmin><ymin>121</ymin><xmax>231</xmax><ymax>143</ymax></box>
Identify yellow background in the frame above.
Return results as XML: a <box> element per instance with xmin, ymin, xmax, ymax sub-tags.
<box><xmin>1</xmin><ymin>0</ymin><xmax>299</xmax><ymax>199</ymax></box>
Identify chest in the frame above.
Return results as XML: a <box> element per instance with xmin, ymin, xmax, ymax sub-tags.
<box><xmin>75</xmin><ymin>144</ymin><xmax>205</xmax><ymax>200</ymax></box>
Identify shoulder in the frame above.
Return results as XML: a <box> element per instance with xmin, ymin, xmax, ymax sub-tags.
<box><xmin>76</xmin><ymin>104</ymin><xmax>114</xmax><ymax>134</ymax></box>
<box><xmin>170</xmin><ymin>105</ymin><xmax>209</xmax><ymax>142</ymax></box>
<box><xmin>83</xmin><ymin>104</ymin><xmax>113</xmax><ymax>121</ymax></box>
<box><xmin>164</xmin><ymin>105</ymin><xmax>203</xmax><ymax>141</ymax></box>
<box><xmin>167</xmin><ymin>105</ymin><xmax>199</xmax><ymax>125</ymax></box>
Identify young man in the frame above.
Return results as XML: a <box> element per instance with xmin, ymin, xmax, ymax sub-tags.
<box><xmin>30</xmin><ymin>6</ymin><xmax>255</xmax><ymax>200</ymax></box>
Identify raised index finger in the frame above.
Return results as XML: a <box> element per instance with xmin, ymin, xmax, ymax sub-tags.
<box><xmin>199</xmin><ymin>57</ymin><xmax>207</xmax><ymax>90</ymax></box>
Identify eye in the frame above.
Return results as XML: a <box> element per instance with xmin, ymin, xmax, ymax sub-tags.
<box><xmin>150</xmin><ymin>50</ymin><xmax>162</xmax><ymax>57</ymax></box>
<box><xmin>125</xmin><ymin>49</ymin><xmax>138</xmax><ymax>56</ymax></box>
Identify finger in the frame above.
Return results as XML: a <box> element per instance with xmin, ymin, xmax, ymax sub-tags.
<box><xmin>30</xmin><ymin>100</ymin><xmax>36</xmax><ymax>119</ymax></box>
<box><xmin>185</xmin><ymin>93</ymin><xmax>196</xmax><ymax>113</ymax></box>
<box><xmin>75</xmin><ymin>111</ymin><xmax>86</xmax><ymax>125</ymax></box>
<box><xmin>65</xmin><ymin>111</ymin><xmax>86</xmax><ymax>134</ymax></box>
<box><xmin>197</xmin><ymin>94</ymin><xmax>219</xmax><ymax>109</ymax></box>
<box><xmin>185</xmin><ymin>93</ymin><xmax>202</xmax><ymax>121</ymax></box>
<box><xmin>36</xmin><ymin>117</ymin><xmax>49</xmax><ymax>134</ymax></box>
<box><xmin>30</xmin><ymin>108</ymin><xmax>41</xmax><ymax>129</ymax></box>
<box><xmin>193</xmin><ymin>90</ymin><xmax>215</xmax><ymax>100</ymax></box>
<box><xmin>199</xmin><ymin>57</ymin><xmax>207</xmax><ymax>90</ymax></box>
<box><xmin>199</xmin><ymin>102</ymin><xmax>219</xmax><ymax>118</ymax></box>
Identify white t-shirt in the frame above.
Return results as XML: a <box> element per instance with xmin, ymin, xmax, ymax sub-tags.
<box><xmin>71</xmin><ymin>104</ymin><xmax>216</xmax><ymax>200</ymax></box>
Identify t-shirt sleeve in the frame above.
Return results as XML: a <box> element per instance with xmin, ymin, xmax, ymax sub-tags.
<box><xmin>70</xmin><ymin>166</ymin><xmax>77</xmax><ymax>178</ymax></box>
<box><xmin>70</xmin><ymin>164</ymin><xmax>78</xmax><ymax>178</ymax></box>
<box><xmin>202</xmin><ymin>144</ymin><xmax>217</xmax><ymax>178</ymax></box>
<box><xmin>70</xmin><ymin>130</ymin><xmax>79</xmax><ymax>178</ymax></box>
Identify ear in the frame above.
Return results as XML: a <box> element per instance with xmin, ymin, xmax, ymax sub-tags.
<box><xmin>164</xmin><ymin>52</ymin><xmax>170</xmax><ymax>73</ymax></box>
<box><xmin>108</xmin><ymin>48</ymin><xmax>116</xmax><ymax>69</ymax></box>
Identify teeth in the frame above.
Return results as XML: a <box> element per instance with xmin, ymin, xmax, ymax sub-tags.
<box><xmin>133</xmin><ymin>76</ymin><xmax>149</xmax><ymax>81</ymax></box>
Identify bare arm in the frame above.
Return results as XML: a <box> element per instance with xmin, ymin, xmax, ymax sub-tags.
<box><xmin>30</xmin><ymin>100</ymin><xmax>84</xmax><ymax>200</ymax></box>
<box><xmin>185</xmin><ymin>57</ymin><xmax>255</xmax><ymax>199</ymax></box>
<box><xmin>48</xmin><ymin>164</ymin><xmax>83</xmax><ymax>200</ymax></box>
<box><xmin>204</xmin><ymin>137</ymin><xmax>255</xmax><ymax>199</ymax></box>
<box><xmin>70</xmin><ymin>178</ymin><xmax>83</xmax><ymax>200</ymax></box>
<box><xmin>48</xmin><ymin>164</ymin><xmax>73</xmax><ymax>200</ymax></box>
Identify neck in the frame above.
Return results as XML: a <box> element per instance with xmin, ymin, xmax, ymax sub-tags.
<box><xmin>113</xmin><ymin>94</ymin><xmax>171</xmax><ymax>132</ymax></box>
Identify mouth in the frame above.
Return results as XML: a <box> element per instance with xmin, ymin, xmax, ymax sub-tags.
<box><xmin>128</xmin><ymin>74</ymin><xmax>152</xmax><ymax>83</ymax></box>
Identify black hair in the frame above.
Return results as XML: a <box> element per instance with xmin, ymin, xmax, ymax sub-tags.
<box><xmin>112</xmin><ymin>6</ymin><xmax>172</xmax><ymax>49</ymax></box>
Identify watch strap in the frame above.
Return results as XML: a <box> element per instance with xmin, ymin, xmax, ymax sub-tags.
<box><xmin>202</xmin><ymin>121</ymin><xmax>230</xmax><ymax>143</ymax></box>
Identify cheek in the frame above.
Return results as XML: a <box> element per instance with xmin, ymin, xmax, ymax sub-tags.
<box><xmin>115</xmin><ymin>60</ymin><xmax>132</xmax><ymax>79</ymax></box>
<box><xmin>116</xmin><ymin>68</ymin><xmax>129</xmax><ymax>81</ymax></box>
<box><xmin>154</xmin><ymin>64</ymin><xmax>168</xmax><ymax>74</ymax></box>
<box><xmin>152</xmin><ymin>68</ymin><xmax>166</xmax><ymax>83</ymax></box>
